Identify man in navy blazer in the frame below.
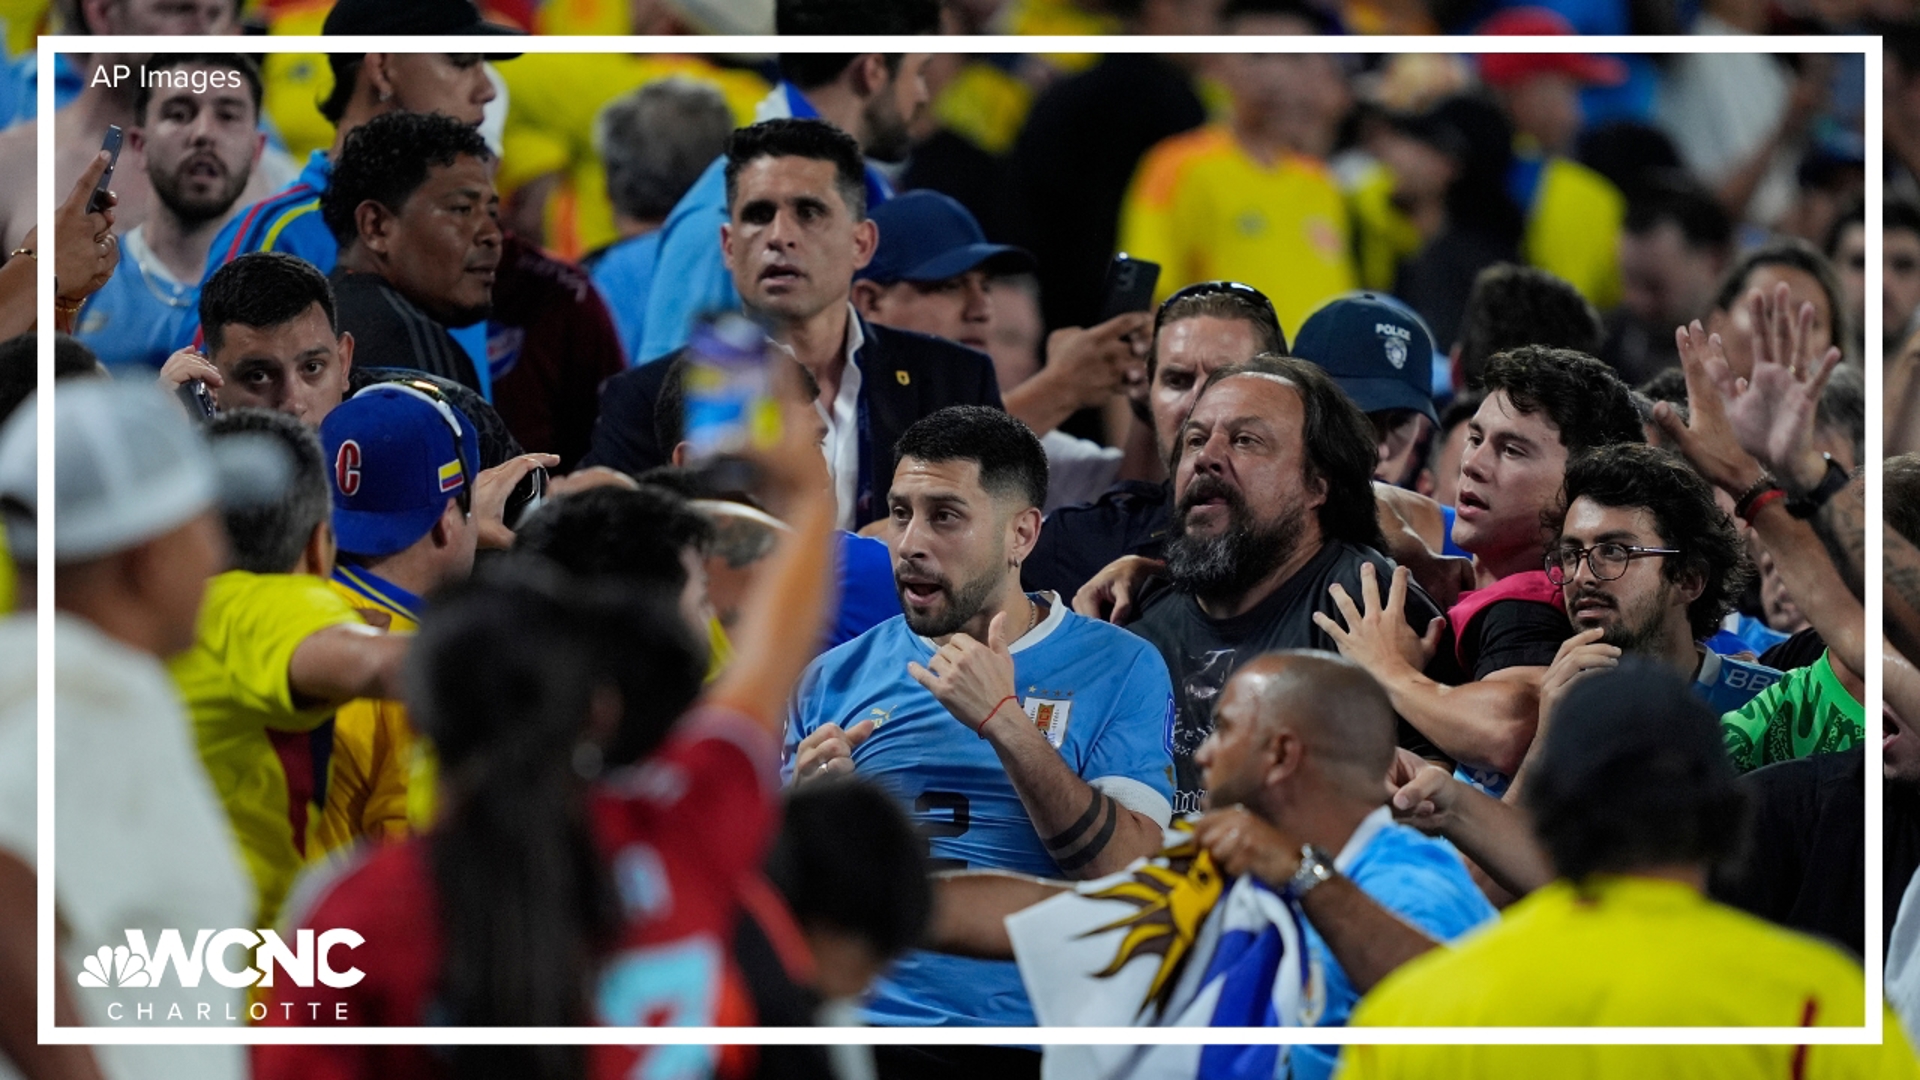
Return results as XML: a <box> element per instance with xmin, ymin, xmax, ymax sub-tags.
<box><xmin>584</xmin><ymin>119</ymin><xmax>1002</xmax><ymax>529</ymax></box>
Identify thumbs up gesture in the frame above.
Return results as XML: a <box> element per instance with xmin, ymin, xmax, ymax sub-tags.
<box><xmin>908</xmin><ymin>608</ymin><xmax>1023</xmax><ymax>736</ymax></box>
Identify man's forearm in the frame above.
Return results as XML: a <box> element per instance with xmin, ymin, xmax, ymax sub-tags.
<box><xmin>981</xmin><ymin>712</ymin><xmax>1162</xmax><ymax>879</ymax></box>
<box><xmin>1806</xmin><ymin>475</ymin><xmax>1866</xmax><ymax>601</ymax></box>
<box><xmin>1889</xmin><ymin>524</ymin><xmax>1920</xmax><ymax>663</ymax></box>
<box><xmin>1296</xmin><ymin>876</ymin><xmax>1439</xmax><ymax>994</ymax></box>
<box><xmin>1447</xmin><ymin>785</ymin><xmax>1553</xmax><ymax>898</ymax></box>
<box><xmin>1749</xmin><ymin>499</ymin><xmax>1864</xmax><ymax>678</ymax></box>
<box><xmin>1373</xmin><ymin>666</ymin><xmax>1539</xmax><ymax>777</ymax></box>
<box><xmin>288</xmin><ymin>627</ymin><xmax>410</xmax><ymax>706</ymax></box>
<box><xmin>929</xmin><ymin>871</ymin><xmax>1070</xmax><ymax>959</ymax></box>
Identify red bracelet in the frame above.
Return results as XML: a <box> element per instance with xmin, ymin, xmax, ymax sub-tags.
<box><xmin>1739</xmin><ymin>487</ymin><xmax>1788</xmax><ymax>524</ymax></box>
<box><xmin>976</xmin><ymin>694</ymin><xmax>1020</xmax><ymax>739</ymax></box>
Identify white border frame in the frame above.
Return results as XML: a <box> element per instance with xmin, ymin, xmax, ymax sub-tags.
<box><xmin>34</xmin><ymin>32</ymin><xmax>1885</xmax><ymax>1048</ymax></box>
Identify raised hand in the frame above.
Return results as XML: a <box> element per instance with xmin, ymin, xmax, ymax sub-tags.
<box><xmin>1313</xmin><ymin>562</ymin><xmax>1444</xmax><ymax>674</ymax></box>
<box><xmin>1384</xmin><ymin>747</ymin><xmax>1459</xmax><ymax>836</ymax></box>
<box><xmin>1724</xmin><ymin>282</ymin><xmax>1842</xmax><ymax>493</ymax></box>
<box><xmin>908</xmin><ymin>610</ymin><xmax>1020</xmax><ymax>733</ymax></box>
<box><xmin>1192</xmin><ymin>806</ymin><xmax>1302</xmax><ymax>887</ymax></box>
<box><xmin>1652</xmin><ymin>321</ymin><xmax>1766</xmax><ymax>498</ymax></box>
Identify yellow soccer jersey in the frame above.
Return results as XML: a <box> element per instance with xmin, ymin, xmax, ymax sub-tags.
<box><xmin>1523</xmin><ymin>156</ymin><xmax>1625</xmax><ymax>313</ymax></box>
<box><xmin>167</xmin><ymin>570</ymin><xmax>364</xmax><ymax>928</ymax></box>
<box><xmin>0</xmin><ymin>526</ymin><xmax>12</xmax><ymax>615</ymax></box>
<box><xmin>1120</xmin><ymin>126</ymin><xmax>1357</xmax><ymax>342</ymax></box>
<box><xmin>1340</xmin><ymin>876</ymin><xmax>1913</xmax><ymax>1080</ymax></box>
<box><xmin>311</xmin><ymin>569</ymin><xmax>421</xmax><ymax>858</ymax></box>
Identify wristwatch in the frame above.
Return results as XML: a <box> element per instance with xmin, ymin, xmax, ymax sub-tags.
<box><xmin>1287</xmin><ymin>844</ymin><xmax>1336</xmax><ymax>898</ymax></box>
<box><xmin>1784</xmin><ymin>455</ymin><xmax>1850</xmax><ymax>520</ymax></box>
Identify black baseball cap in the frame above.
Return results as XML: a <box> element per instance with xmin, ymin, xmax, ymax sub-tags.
<box><xmin>323</xmin><ymin>0</ymin><xmax>523</xmax><ymax>44</ymax></box>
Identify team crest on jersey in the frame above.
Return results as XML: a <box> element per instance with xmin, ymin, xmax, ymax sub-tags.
<box><xmin>1023</xmin><ymin>698</ymin><xmax>1072</xmax><ymax>748</ymax></box>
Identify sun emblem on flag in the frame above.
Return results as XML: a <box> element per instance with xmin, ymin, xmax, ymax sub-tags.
<box><xmin>1078</xmin><ymin>825</ymin><xmax>1223</xmax><ymax>1016</ymax></box>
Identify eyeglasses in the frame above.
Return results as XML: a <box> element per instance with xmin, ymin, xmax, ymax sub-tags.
<box><xmin>1545</xmin><ymin>542</ymin><xmax>1682</xmax><ymax>585</ymax></box>
<box><xmin>356</xmin><ymin>379</ymin><xmax>475</xmax><ymax>514</ymax></box>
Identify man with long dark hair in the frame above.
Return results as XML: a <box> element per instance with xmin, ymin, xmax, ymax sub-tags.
<box><xmin>1126</xmin><ymin>355</ymin><xmax>1444</xmax><ymax>815</ymax></box>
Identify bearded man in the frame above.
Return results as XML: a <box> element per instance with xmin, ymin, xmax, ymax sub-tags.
<box><xmin>1125</xmin><ymin>356</ymin><xmax>1448</xmax><ymax>814</ymax></box>
<box><xmin>1506</xmin><ymin>443</ymin><xmax>1777</xmax><ymax>798</ymax></box>
<box><xmin>76</xmin><ymin>53</ymin><xmax>264</xmax><ymax>371</ymax></box>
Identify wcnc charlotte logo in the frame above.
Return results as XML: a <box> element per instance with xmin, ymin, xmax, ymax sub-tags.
<box><xmin>76</xmin><ymin>928</ymin><xmax>363</xmax><ymax>1023</ymax></box>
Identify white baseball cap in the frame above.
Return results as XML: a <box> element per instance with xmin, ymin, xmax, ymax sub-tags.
<box><xmin>0</xmin><ymin>381</ymin><xmax>288</xmax><ymax>564</ymax></box>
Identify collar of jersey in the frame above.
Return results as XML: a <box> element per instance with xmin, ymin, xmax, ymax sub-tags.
<box><xmin>912</xmin><ymin>590</ymin><xmax>1066</xmax><ymax>655</ymax></box>
<box><xmin>333</xmin><ymin>563</ymin><xmax>422</xmax><ymax>623</ymax></box>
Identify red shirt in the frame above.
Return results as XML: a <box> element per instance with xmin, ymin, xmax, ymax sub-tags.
<box><xmin>254</xmin><ymin>705</ymin><xmax>780</xmax><ymax>1080</ymax></box>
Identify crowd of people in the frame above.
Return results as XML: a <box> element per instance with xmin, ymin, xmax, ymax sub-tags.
<box><xmin>0</xmin><ymin>0</ymin><xmax>1911</xmax><ymax>1077</ymax></box>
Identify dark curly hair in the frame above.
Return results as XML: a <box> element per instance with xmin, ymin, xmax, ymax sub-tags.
<box><xmin>1480</xmin><ymin>345</ymin><xmax>1644</xmax><ymax>454</ymax></box>
<box><xmin>1182</xmin><ymin>355</ymin><xmax>1385</xmax><ymax>554</ymax></box>
<box><xmin>1556</xmin><ymin>443</ymin><xmax>1751</xmax><ymax>641</ymax></box>
<box><xmin>321</xmin><ymin>111</ymin><xmax>494</xmax><ymax>248</ymax></box>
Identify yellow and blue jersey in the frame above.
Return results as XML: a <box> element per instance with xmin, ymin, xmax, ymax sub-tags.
<box><xmin>166</xmin><ymin>570</ymin><xmax>364</xmax><ymax>928</ymax></box>
<box><xmin>786</xmin><ymin>598</ymin><xmax>1175</xmax><ymax>1027</ymax></box>
<box><xmin>313</xmin><ymin>565</ymin><xmax>423</xmax><ymax>856</ymax></box>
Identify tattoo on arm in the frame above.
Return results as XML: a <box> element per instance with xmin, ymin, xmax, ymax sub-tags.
<box><xmin>1047</xmin><ymin>791</ymin><xmax>1119</xmax><ymax>874</ymax></box>
<box><xmin>1887</xmin><ymin>524</ymin><xmax>1920</xmax><ymax>660</ymax></box>
<box><xmin>1811</xmin><ymin>482</ymin><xmax>1866</xmax><ymax>601</ymax></box>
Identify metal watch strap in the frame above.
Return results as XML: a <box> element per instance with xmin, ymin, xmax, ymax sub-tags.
<box><xmin>1288</xmin><ymin>844</ymin><xmax>1335</xmax><ymax>898</ymax></box>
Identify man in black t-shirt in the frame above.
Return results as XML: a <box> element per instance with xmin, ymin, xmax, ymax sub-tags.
<box><xmin>1126</xmin><ymin>356</ymin><xmax>1442</xmax><ymax>814</ymax></box>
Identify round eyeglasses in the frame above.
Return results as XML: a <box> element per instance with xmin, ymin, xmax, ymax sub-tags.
<box><xmin>1544</xmin><ymin>542</ymin><xmax>1682</xmax><ymax>585</ymax></box>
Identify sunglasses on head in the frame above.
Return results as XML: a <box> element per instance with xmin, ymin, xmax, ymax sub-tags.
<box><xmin>1153</xmin><ymin>280</ymin><xmax>1280</xmax><ymax>335</ymax></box>
<box><xmin>362</xmin><ymin>379</ymin><xmax>475</xmax><ymax>514</ymax></box>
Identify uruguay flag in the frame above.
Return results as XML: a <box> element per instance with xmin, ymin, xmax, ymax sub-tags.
<box><xmin>1006</xmin><ymin>827</ymin><xmax>1324</xmax><ymax>1080</ymax></box>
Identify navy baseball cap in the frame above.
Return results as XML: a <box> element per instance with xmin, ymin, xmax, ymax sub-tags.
<box><xmin>321</xmin><ymin>383</ymin><xmax>481</xmax><ymax>558</ymax></box>
<box><xmin>1291</xmin><ymin>292</ymin><xmax>1439</xmax><ymax>425</ymax></box>
<box><xmin>857</xmin><ymin>190</ymin><xmax>1036</xmax><ymax>285</ymax></box>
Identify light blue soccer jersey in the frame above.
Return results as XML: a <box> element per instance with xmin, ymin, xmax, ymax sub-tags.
<box><xmin>1294</xmin><ymin>812</ymin><xmax>1497</xmax><ymax>1080</ymax></box>
<box><xmin>786</xmin><ymin>597</ymin><xmax>1177</xmax><ymax>1027</ymax></box>
<box><xmin>75</xmin><ymin>227</ymin><xmax>197</xmax><ymax>373</ymax></box>
<box><xmin>1692</xmin><ymin>648</ymin><xmax>1782</xmax><ymax>715</ymax></box>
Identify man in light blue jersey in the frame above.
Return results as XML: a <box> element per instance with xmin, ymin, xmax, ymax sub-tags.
<box><xmin>1513</xmin><ymin>442</ymin><xmax>1778</xmax><ymax>801</ymax></box>
<box><xmin>786</xmin><ymin>405</ymin><xmax>1174</xmax><ymax>1070</ymax></box>
<box><xmin>77</xmin><ymin>54</ymin><xmax>263</xmax><ymax>373</ymax></box>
